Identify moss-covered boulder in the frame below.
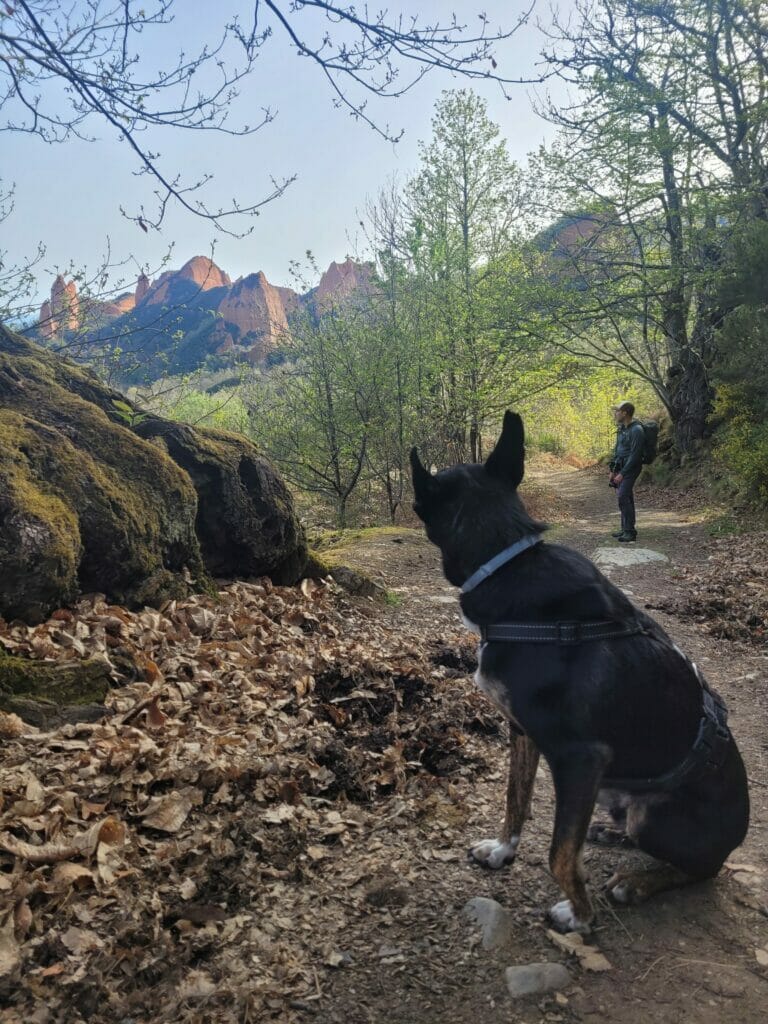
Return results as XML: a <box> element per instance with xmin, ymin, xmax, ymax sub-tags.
<box><xmin>133</xmin><ymin>417</ymin><xmax>307</xmax><ymax>584</ymax></box>
<box><xmin>0</xmin><ymin>651</ymin><xmax>110</xmax><ymax>727</ymax></box>
<box><xmin>0</xmin><ymin>326</ymin><xmax>308</xmax><ymax>623</ymax></box>
<box><xmin>0</xmin><ymin>330</ymin><xmax>205</xmax><ymax>622</ymax></box>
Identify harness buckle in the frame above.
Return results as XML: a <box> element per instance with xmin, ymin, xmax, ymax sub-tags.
<box><xmin>556</xmin><ymin>622</ymin><xmax>581</xmax><ymax>645</ymax></box>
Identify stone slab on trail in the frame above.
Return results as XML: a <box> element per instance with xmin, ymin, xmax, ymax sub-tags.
<box><xmin>593</xmin><ymin>545</ymin><xmax>670</xmax><ymax>567</ymax></box>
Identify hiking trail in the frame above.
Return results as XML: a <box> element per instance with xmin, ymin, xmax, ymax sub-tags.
<box><xmin>320</xmin><ymin>463</ymin><xmax>768</xmax><ymax>1024</ymax></box>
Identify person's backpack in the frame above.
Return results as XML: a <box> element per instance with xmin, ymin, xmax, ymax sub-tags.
<box><xmin>638</xmin><ymin>419</ymin><xmax>659</xmax><ymax>464</ymax></box>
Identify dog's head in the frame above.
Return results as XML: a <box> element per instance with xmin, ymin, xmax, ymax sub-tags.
<box><xmin>410</xmin><ymin>411</ymin><xmax>544</xmax><ymax>587</ymax></box>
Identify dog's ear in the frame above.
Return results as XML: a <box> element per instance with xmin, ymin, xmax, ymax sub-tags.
<box><xmin>410</xmin><ymin>447</ymin><xmax>435</xmax><ymax>502</ymax></box>
<box><xmin>485</xmin><ymin>411</ymin><xmax>525</xmax><ymax>487</ymax></box>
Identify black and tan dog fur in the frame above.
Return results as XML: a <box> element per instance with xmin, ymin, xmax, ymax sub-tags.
<box><xmin>410</xmin><ymin>411</ymin><xmax>749</xmax><ymax>932</ymax></box>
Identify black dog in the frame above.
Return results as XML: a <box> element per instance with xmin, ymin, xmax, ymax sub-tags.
<box><xmin>410</xmin><ymin>411</ymin><xmax>749</xmax><ymax>932</ymax></box>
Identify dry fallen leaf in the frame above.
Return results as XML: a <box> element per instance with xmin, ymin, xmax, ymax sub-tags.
<box><xmin>0</xmin><ymin>817</ymin><xmax>125</xmax><ymax>865</ymax></box>
<box><xmin>60</xmin><ymin>926</ymin><xmax>103</xmax><ymax>955</ymax></box>
<box><xmin>177</xmin><ymin>969</ymin><xmax>217</xmax><ymax>1001</ymax></box>
<box><xmin>0</xmin><ymin>711</ymin><xmax>25</xmax><ymax>739</ymax></box>
<box><xmin>13</xmin><ymin>900</ymin><xmax>33</xmax><ymax>939</ymax></box>
<box><xmin>0</xmin><ymin>915</ymin><xmax>20</xmax><ymax>979</ymax></box>
<box><xmin>546</xmin><ymin>929</ymin><xmax>612</xmax><ymax>972</ymax></box>
<box><xmin>139</xmin><ymin>792</ymin><xmax>194</xmax><ymax>833</ymax></box>
<box><xmin>51</xmin><ymin>862</ymin><xmax>95</xmax><ymax>891</ymax></box>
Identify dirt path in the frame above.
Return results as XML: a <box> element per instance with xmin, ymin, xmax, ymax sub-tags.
<box><xmin>321</xmin><ymin>467</ymin><xmax>768</xmax><ymax>1024</ymax></box>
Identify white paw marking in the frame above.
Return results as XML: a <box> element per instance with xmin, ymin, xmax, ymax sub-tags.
<box><xmin>608</xmin><ymin>883</ymin><xmax>631</xmax><ymax>904</ymax></box>
<box><xmin>548</xmin><ymin>899</ymin><xmax>592</xmax><ymax>934</ymax></box>
<box><xmin>468</xmin><ymin>837</ymin><xmax>519</xmax><ymax>870</ymax></box>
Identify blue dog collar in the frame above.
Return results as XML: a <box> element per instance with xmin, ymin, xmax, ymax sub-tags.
<box><xmin>460</xmin><ymin>534</ymin><xmax>542</xmax><ymax>594</ymax></box>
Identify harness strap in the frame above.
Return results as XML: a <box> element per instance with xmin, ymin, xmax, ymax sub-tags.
<box><xmin>478</xmin><ymin>619</ymin><xmax>732</xmax><ymax>791</ymax></box>
<box><xmin>602</xmin><ymin>689</ymin><xmax>731</xmax><ymax>792</ymax></box>
<box><xmin>480</xmin><ymin>619</ymin><xmax>643</xmax><ymax>645</ymax></box>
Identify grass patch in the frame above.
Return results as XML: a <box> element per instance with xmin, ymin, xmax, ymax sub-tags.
<box><xmin>706</xmin><ymin>514</ymin><xmax>745</xmax><ymax>537</ymax></box>
<box><xmin>307</xmin><ymin>525</ymin><xmax>413</xmax><ymax>553</ymax></box>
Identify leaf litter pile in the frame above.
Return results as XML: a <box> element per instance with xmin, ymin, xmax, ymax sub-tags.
<box><xmin>649</xmin><ymin>530</ymin><xmax>768</xmax><ymax>645</ymax></box>
<box><xmin>0</xmin><ymin>578</ymin><xmax>500</xmax><ymax>1023</ymax></box>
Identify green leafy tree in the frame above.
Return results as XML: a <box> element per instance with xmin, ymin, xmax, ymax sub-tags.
<box><xmin>247</xmin><ymin>306</ymin><xmax>383</xmax><ymax>527</ymax></box>
<box><xmin>406</xmin><ymin>89</ymin><xmax>529</xmax><ymax>461</ymax></box>
<box><xmin>533</xmin><ymin>0</ymin><xmax>768</xmax><ymax>454</ymax></box>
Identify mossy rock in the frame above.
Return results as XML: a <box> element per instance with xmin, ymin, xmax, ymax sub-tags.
<box><xmin>0</xmin><ymin>651</ymin><xmax>110</xmax><ymax>727</ymax></box>
<box><xmin>133</xmin><ymin>416</ymin><xmax>307</xmax><ymax>585</ymax></box>
<box><xmin>0</xmin><ymin>416</ymin><xmax>81</xmax><ymax>621</ymax></box>
<box><xmin>0</xmin><ymin>326</ymin><xmax>309</xmax><ymax>624</ymax></box>
<box><xmin>0</xmin><ymin>326</ymin><xmax>205</xmax><ymax>620</ymax></box>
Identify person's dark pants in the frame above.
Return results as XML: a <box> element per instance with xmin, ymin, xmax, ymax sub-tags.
<box><xmin>617</xmin><ymin>472</ymin><xmax>639</xmax><ymax>535</ymax></box>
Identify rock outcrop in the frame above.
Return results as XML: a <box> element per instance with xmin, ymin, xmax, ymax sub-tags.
<box><xmin>0</xmin><ymin>327</ymin><xmax>309</xmax><ymax>623</ymax></box>
<box><xmin>135</xmin><ymin>272</ymin><xmax>151</xmax><ymax>304</ymax></box>
<box><xmin>51</xmin><ymin>274</ymin><xmax>80</xmax><ymax>331</ymax></box>
<box><xmin>133</xmin><ymin>417</ymin><xmax>307</xmax><ymax>585</ymax></box>
<box><xmin>0</xmin><ymin>328</ymin><xmax>204</xmax><ymax>622</ymax></box>
<box><xmin>38</xmin><ymin>299</ymin><xmax>54</xmax><ymax>340</ymax></box>
<box><xmin>216</xmin><ymin>271</ymin><xmax>291</xmax><ymax>359</ymax></box>
<box><xmin>37</xmin><ymin>256</ymin><xmax>373</xmax><ymax>377</ymax></box>
<box><xmin>314</xmin><ymin>258</ymin><xmax>373</xmax><ymax>310</ymax></box>
<box><xmin>143</xmin><ymin>256</ymin><xmax>232</xmax><ymax>307</ymax></box>
<box><xmin>39</xmin><ymin>275</ymin><xmax>80</xmax><ymax>337</ymax></box>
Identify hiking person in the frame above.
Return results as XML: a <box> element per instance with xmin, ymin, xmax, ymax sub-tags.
<box><xmin>609</xmin><ymin>401</ymin><xmax>644</xmax><ymax>542</ymax></box>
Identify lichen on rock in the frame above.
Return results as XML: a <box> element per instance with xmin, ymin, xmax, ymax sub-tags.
<box><xmin>133</xmin><ymin>416</ymin><xmax>308</xmax><ymax>585</ymax></box>
<box><xmin>0</xmin><ymin>326</ymin><xmax>309</xmax><ymax>628</ymax></box>
<box><xmin>0</xmin><ymin>651</ymin><xmax>110</xmax><ymax>727</ymax></box>
<box><xmin>0</xmin><ymin>326</ymin><xmax>205</xmax><ymax>621</ymax></box>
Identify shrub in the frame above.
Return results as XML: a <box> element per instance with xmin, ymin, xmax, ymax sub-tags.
<box><xmin>712</xmin><ymin>385</ymin><xmax>768</xmax><ymax>504</ymax></box>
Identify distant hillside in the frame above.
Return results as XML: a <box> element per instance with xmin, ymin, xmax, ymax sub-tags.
<box><xmin>36</xmin><ymin>255</ymin><xmax>373</xmax><ymax>383</ymax></box>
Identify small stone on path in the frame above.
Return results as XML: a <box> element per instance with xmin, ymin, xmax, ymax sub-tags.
<box><xmin>463</xmin><ymin>897</ymin><xmax>514</xmax><ymax>950</ymax></box>
<box><xmin>504</xmin><ymin>962</ymin><xmax>572</xmax><ymax>998</ymax></box>
<box><xmin>593</xmin><ymin>546</ymin><xmax>669</xmax><ymax>567</ymax></box>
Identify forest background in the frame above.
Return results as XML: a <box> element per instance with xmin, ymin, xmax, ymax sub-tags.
<box><xmin>4</xmin><ymin>0</ymin><xmax>768</xmax><ymax>528</ymax></box>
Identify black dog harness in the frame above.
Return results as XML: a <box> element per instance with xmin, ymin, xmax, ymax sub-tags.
<box><xmin>463</xmin><ymin>535</ymin><xmax>732</xmax><ymax>792</ymax></box>
<box><xmin>479</xmin><ymin>620</ymin><xmax>643</xmax><ymax>645</ymax></box>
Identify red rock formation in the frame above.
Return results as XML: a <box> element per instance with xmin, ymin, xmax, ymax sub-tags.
<box><xmin>38</xmin><ymin>299</ymin><xmax>55</xmax><ymax>340</ymax></box>
<box><xmin>135</xmin><ymin>273</ymin><xmax>150</xmax><ymax>305</ymax></box>
<box><xmin>276</xmin><ymin>285</ymin><xmax>302</xmax><ymax>318</ymax></box>
<box><xmin>143</xmin><ymin>256</ymin><xmax>231</xmax><ymax>306</ymax></box>
<box><xmin>97</xmin><ymin>292</ymin><xmax>136</xmax><ymax>319</ymax></box>
<box><xmin>39</xmin><ymin>256</ymin><xmax>371</xmax><ymax>360</ymax></box>
<box><xmin>43</xmin><ymin>274</ymin><xmax>80</xmax><ymax>333</ymax></box>
<box><xmin>217</xmin><ymin>271</ymin><xmax>291</xmax><ymax>358</ymax></box>
<box><xmin>314</xmin><ymin>258</ymin><xmax>373</xmax><ymax>310</ymax></box>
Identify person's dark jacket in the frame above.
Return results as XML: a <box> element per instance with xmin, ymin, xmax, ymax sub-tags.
<box><xmin>611</xmin><ymin>420</ymin><xmax>645</xmax><ymax>476</ymax></box>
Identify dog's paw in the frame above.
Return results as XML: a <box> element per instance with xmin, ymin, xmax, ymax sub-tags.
<box><xmin>468</xmin><ymin>837</ymin><xmax>518</xmax><ymax>870</ymax></box>
<box><xmin>548</xmin><ymin>899</ymin><xmax>593</xmax><ymax>934</ymax></box>
<box><xmin>605</xmin><ymin>871</ymin><xmax>652</xmax><ymax>905</ymax></box>
<box><xmin>586</xmin><ymin>823</ymin><xmax>634</xmax><ymax>848</ymax></box>
<box><xmin>606</xmin><ymin>881</ymin><xmax>635</xmax><ymax>905</ymax></box>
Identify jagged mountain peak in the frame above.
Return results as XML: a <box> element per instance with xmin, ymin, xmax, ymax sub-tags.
<box><xmin>37</xmin><ymin>256</ymin><xmax>372</xmax><ymax>381</ymax></box>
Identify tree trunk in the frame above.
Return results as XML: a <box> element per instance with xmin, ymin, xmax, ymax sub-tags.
<box><xmin>668</xmin><ymin>296</ymin><xmax>719</xmax><ymax>455</ymax></box>
<box><xmin>336</xmin><ymin>501</ymin><xmax>346</xmax><ymax>529</ymax></box>
<box><xmin>668</xmin><ymin>354</ymin><xmax>714</xmax><ymax>455</ymax></box>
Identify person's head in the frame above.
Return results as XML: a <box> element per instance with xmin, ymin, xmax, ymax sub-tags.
<box><xmin>612</xmin><ymin>400</ymin><xmax>635</xmax><ymax>426</ymax></box>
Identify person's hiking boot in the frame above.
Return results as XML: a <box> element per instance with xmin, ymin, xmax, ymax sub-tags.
<box><xmin>611</xmin><ymin>530</ymin><xmax>624</xmax><ymax>538</ymax></box>
<box><xmin>618</xmin><ymin>531</ymin><xmax>637</xmax><ymax>543</ymax></box>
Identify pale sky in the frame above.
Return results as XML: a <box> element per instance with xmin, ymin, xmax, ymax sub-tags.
<box><xmin>4</xmin><ymin>2</ymin><xmax>575</xmax><ymax>300</ymax></box>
